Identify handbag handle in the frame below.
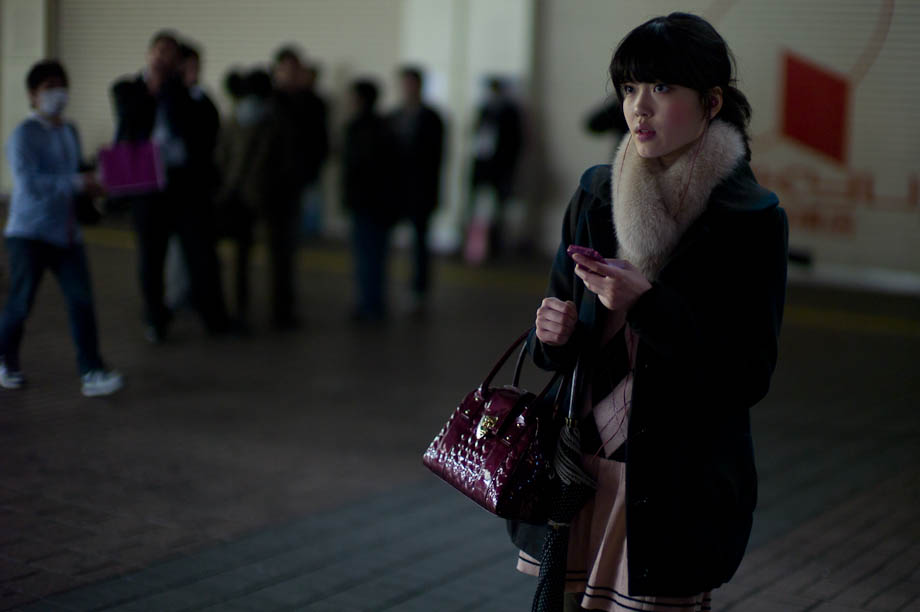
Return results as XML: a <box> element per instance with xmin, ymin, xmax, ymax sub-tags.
<box><xmin>478</xmin><ymin>329</ymin><xmax>565</xmax><ymax>409</ymax></box>
<box><xmin>478</xmin><ymin>329</ymin><xmax>531</xmax><ymax>394</ymax></box>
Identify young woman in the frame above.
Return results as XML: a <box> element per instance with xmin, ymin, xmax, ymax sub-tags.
<box><xmin>516</xmin><ymin>13</ymin><xmax>788</xmax><ymax>611</ymax></box>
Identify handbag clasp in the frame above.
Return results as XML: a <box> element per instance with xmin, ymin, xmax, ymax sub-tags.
<box><xmin>476</xmin><ymin>415</ymin><xmax>498</xmax><ymax>440</ymax></box>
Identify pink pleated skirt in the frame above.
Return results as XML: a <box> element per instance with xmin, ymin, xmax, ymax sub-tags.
<box><xmin>516</xmin><ymin>454</ymin><xmax>712</xmax><ymax>611</ymax></box>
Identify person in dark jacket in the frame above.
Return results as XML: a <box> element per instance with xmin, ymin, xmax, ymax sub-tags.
<box><xmin>110</xmin><ymin>30</ymin><xmax>228</xmax><ymax>342</ymax></box>
<box><xmin>299</xmin><ymin>62</ymin><xmax>330</xmax><ymax>238</ymax></box>
<box><xmin>164</xmin><ymin>40</ymin><xmax>221</xmax><ymax>312</ymax></box>
<box><xmin>389</xmin><ymin>66</ymin><xmax>444</xmax><ymax>314</ymax></box>
<box><xmin>342</xmin><ymin>79</ymin><xmax>398</xmax><ymax>322</ymax></box>
<box><xmin>584</xmin><ymin>96</ymin><xmax>629</xmax><ymax>157</ymax></box>
<box><xmin>265</xmin><ymin>46</ymin><xmax>328</xmax><ymax>329</ymax></box>
<box><xmin>514</xmin><ymin>13</ymin><xmax>788</xmax><ymax>611</ymax></box>
<box><xmin>466</xmin><ymin>76</ymin><xmax>523</xmax><ymax>260</ymax></box>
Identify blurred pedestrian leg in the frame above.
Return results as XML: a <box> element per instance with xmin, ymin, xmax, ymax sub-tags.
<box><xmin>351</xmin><ymin>213</ymin><xmax>390</xmax><ymax>320</ymax></box>
<box><xmin>164</xmin><ymin>234</ymin><xmax>190</xmax><ymax>311</ymax></box>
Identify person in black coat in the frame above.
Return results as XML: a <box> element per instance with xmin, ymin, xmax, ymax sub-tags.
<box><xmin>342</xmin><ymin>79</ymin><xmax>398</xmax><ymax>322</ymax></box>
<box><xmin>389</xmin><ymin>66</ymin><xmax>444</xmax><ymax>313</ymax></box>
<box><xmin>164</xmin><ymin>40</ymin><xmax>221</xmax><ymax>312</ymax></box>
<box><xmin>265</xmin><ymin>46</ymin><xmax>329</xmax><ymax>329</ymax></box>
<box><xmin>110</xmin><ymin>30</ymin><xmax>228</xmax><ymax>342</ymax></box>
<box><xmin>515</xmin><ymin>13</ymin><xmax>788</xmax><ymax>610</ymax></box>
<box><xmin>469</xmin><ymin>76</ymin><xmax>523</xmax><ymax>257</ymax></box>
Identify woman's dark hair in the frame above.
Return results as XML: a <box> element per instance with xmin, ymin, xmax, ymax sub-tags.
<box><xmin>610</xmin><ymin>12</ymin><xmax>752</xmax><ymax>158</ymax></box>
<box><xmin>26</xmin><ymin>60</ymin><xmax>68</xmax><ymax>92</ymax></box>
<box><xmin>351</xmin><ymin>79</ymin><xmax>380</xmax><ymax>111</ymax></box>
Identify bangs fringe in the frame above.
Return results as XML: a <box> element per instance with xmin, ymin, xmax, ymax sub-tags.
<box><xmin>610</xmin><ymin>15</ymin><xmax>721</xmax><ymax>100</ymax></box>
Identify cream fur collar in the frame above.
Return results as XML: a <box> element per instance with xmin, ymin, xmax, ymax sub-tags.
<box><xmin>611</xmin><ymin>119</ymin><xmax>745</xmax><ymax>278</ymax></box>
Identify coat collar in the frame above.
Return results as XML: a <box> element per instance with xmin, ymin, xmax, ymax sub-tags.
<box><xmin>610</xmin><ymin>120</ymin><xmax>746</xmax><ymax>279</ymax></box>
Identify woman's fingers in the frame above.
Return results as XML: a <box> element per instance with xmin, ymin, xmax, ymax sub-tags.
<box><xmin>536</xmin><ymin>298</ymin><xmax>577</xmax><ymax>346</ymax></box>
<box><xmin>538</xmin><ymin>305</ymin><xmax>574</xmax><ymax>325</ymax></box>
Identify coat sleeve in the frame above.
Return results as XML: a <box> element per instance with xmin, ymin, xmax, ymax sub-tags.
<box><xmin>111</xmin><ymin>80</ymin><xmax>147</xmax><ymax>142</ymax></box>
<box><xmin>7</xmin><ymin>124</ymin><xmax>81</xmax><ymax>213</ymax></box>
<box><xmin>527</xmin><ymin>184</ymin><xmax>590</xmax><ymax>372</ymax></box>
<box><xmin>626</xmin><ymin>206</ymin><xmax>789</xmax><ymax>410</ymax></box>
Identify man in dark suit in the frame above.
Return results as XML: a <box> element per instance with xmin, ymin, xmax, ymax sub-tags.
<box><xmin>389</xmin><ymin>66</ymin><xmax>444</xmax><ymax>314</ymax></box>
<box><xmin>110</xmin><ymin>31</ymin><xmax>228</xmax><ymax>342</ymax></box>
<box><xmin>265</xmin><ymin>46</ymin><xmax>328</xmax><ymax>329</ymax></box>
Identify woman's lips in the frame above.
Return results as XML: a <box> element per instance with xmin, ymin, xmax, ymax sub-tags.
<box><xmin>636</xmin><ymin>127</ymin><xmax>656</xmax><ymax>142</ymax></box>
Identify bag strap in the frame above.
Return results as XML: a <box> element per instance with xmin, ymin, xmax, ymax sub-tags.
<box><xmin>479</xmin><ymin>329</ymin><xmax>531</xmax><ymax>394</ymax></box>
<box><xmin>567</xmin><ymin>358</ymin><xmax>583</xmax><ymax>421</ymax></box>
<box><xmin>479</xmin><ymin>329</ymin><xmax>566</xmax><ymax>411</ymax></box>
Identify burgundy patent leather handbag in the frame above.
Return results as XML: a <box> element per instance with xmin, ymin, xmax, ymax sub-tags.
<box><xmin>422</xmin><ymin>330</ymin><xmax>564</xmax><ymax>522</ymax></box>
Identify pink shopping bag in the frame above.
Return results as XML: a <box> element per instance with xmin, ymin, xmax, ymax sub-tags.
<box><xmin>98</xmin><ymin>141</ymin><xmax>165</xmax><ymax>195</ymax></box>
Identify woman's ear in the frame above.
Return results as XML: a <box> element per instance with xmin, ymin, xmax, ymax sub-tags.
<box><xmin>708</xmin><ymin>86</ymin><xmax>724</xmax><ymax>119</ymax></box>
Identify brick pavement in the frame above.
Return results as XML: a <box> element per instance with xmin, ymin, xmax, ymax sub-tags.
<box><xmin>1</xmin><ymin>230</ymin><xmax>919</xmax><ymax>611</ymax></box>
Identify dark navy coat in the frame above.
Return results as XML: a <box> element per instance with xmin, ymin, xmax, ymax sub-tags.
<box><xmin>522</xmin><ymin>162</ymin><xmax>788</xmax><ymax>596</ymax></box>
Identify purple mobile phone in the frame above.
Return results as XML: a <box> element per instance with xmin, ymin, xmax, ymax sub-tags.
<box><xmin>567</xmin><ymin>244</ymin><xmax>606</xmax><ymax>262</ymax></box>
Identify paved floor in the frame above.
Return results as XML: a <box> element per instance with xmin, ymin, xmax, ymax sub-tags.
<box><xmin>0</xmin><ymin>226</ymin><xmax>918</xmax><ymax>611</ymax></box>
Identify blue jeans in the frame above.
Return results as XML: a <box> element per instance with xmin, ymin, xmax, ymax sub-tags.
<box><xmin>409</xmin><ymin>212</ymin><xmax>431</xmax><ymax>297</ymax></box>
<box><xmin>0</xmin><ymin>238</ymin><xmax>104</xmax><ymax>375</ymax></box>
<box><xmin>351</xmin><ymin>213</ymin><xmax>391</xmax><ymax>317</ymax></box>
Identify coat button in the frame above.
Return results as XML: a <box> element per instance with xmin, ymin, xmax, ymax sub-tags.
<box><xmin>640</xmin><ymin>568</ymin><xmax>650</xmax><ymax>579</ymax></box>
<box><xmin>633</xmin><ymin>497</ymin><xmax>649</xmax><ymax>507</ymax></box>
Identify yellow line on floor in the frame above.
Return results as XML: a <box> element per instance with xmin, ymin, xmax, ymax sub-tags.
<box><xmin>82</xmin><ymin>227</ymin><xmax>919</xmax><ymax>339</ymax></box>
<box><xmin>784</xmin><ymin>306</ymin><xmax>920</xmax><ymax>339</ymax></box>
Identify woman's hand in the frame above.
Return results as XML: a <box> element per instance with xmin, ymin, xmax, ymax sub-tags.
<box><xmin>535</xmin><ymin>297</ymin><xmax>578</xmax><ymax>346</ymax></box>
<box><xmin>573</xmin><ymin>254</ymin><xmax>652</xmax><ymax>312</ymax></box>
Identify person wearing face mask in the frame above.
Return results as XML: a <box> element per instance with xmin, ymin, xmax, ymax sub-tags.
<box><xmin>213</xmin><ymin>68</ymin><xmax>275</xmax><ymax>329</ymax></box>
<box><xmin>0</xmin><ymin>60</ymin><xmax>124</xmax><ymax>396</ymax></box>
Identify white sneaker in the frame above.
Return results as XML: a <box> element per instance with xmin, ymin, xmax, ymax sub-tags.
<box><xmin>81</xmin><ymin>369</ymin><xmax>124</xmax><ymax>397</ymax></box>
<box><xmin>0</xmin><ymin>361</ymin><xmax>25</xmax><ymax>389</ymax></box>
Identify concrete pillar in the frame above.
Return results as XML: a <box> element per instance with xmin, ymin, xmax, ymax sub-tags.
<box><xmin>0</xmin><ymin>0</ymin><xmax>54</xmax><ymax>193</ymax></box>
<box><xmin>398</xmin><ymin>0</ymin><xmax>534</xmax><ymax>252</ymax></box>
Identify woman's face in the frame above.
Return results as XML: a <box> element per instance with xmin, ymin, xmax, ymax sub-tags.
<box><xmin>621</xmin><ymin>82</ymin><xmax>714</xmax><ymax>167</ymax></box>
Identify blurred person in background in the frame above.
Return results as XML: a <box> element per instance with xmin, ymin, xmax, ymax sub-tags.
<box><xmin>389</xmin><ymin>66</ymin><xmax>444</xmax><ymax>316</ymax></box>
<box><xmin>164</xmin><ymin>40</ymin><xmax>221</xmax><ymax>314</ymax></box>
<box><xmin>0</xmin><ymin>60</ymin><xmax>123</xmax><ymax>397</ymax></box>
<box><xmin>214</xmin><ymin>68</ymin><xmax>275</xmax><ymax>330</ymax></box>
<box><xmin>342</xmin><ymin>78</ymin><xmax>398</xmax><ymax>323</ymax></box>
<box><xmin>585</xmin><ymin>96</ymin><xmax>629</xmax><ymax>156</ymax></box>
<box><xmin>299</xmin><ymin>62</ymin><xmax>329</xmax><ymax>239</ymax></box>
<box><xmin>265</xmin><ymin>45</ymin><xmax>327</xmax><ymax>329</ymax></box>
<box><xmin>111</xmin><ymin>30</ymin><xmax>229</xmax><ymax>343</ymax></box>
<box><xmin>466</xmin><ymin>76</ymin><xmax>523</xmax><ymax>262</ymax></box>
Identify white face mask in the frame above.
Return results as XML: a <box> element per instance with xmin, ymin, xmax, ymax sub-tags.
<box><xmin>234</xmin><ymin>97</ymin><xmax>266</xmax><ymax>127</ymax></box>
<box><xmin>38</xmin><ymin>88</ymin><xmax>69</xmax><ymax>117</ymax></box>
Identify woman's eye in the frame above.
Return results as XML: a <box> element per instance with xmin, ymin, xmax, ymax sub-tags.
<box><xmin>654</xmin><ymin>84</ymin><xmax>670</xmax><ymax>93</ymax></box>
<box><xmin>622</xmin><ymin>84</ymin><xmax>634</xmax><ymax>95</ymax></box>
